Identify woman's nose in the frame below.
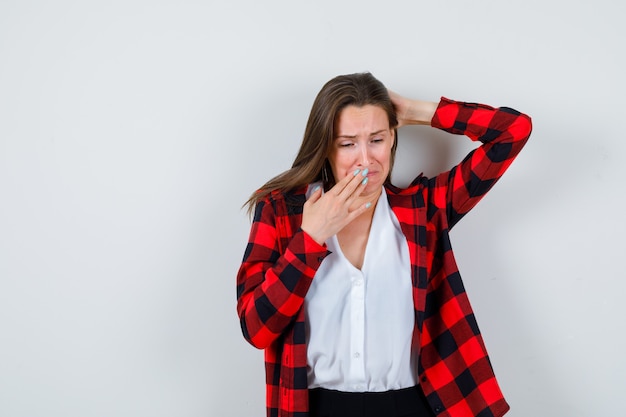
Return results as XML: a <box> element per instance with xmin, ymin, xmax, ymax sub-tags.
<box><xmin>358</xmin><ymin>147</ymin><xmax>371</xmax><ymax>165</ymax></box>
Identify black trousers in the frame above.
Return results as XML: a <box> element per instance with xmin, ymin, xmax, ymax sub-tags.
<box><xmin>308</xmin><ymin>386</ymin><xmax>436</xmax><ymax>417</ymax></box>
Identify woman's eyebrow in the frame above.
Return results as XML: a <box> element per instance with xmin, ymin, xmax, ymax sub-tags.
<box><xmin>335</xmin><ymin>129</ymin><xmax>387</xmax><ymax>139</ymax></box>
<box><xmin>369</xmin><ymin>129</ymin><xmax>387</xmax><ymax>136</ymax></box>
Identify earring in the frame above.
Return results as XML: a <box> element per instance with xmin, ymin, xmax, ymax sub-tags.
<box><xmin>322</xmin><ymin>163</ymin><xmax>329</xmax><ymax>184</ymax></box>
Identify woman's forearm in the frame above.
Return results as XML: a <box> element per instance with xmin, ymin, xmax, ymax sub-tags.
<box><xmin>389</xmin><ymin>91</ymin><xmax>438</xmax><ymax>127</ymax></box>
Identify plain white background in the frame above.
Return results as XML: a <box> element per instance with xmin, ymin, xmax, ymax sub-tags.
<box><xmin>1</xmin><ymin>1</ymin><xmax>624</xmax><ymax>416</ymax></box>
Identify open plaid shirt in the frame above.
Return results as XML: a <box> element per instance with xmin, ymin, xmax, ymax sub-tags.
<box><xmin>237</xmin><ymin>97</ymin><xmax>532</xmax><ymax>417</ymax></box>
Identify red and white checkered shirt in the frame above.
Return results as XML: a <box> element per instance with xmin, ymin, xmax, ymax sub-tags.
<box><xmin>237</xmin><ymin>97</ymin><xmax>532</xmax><ymax>417</ymax></box>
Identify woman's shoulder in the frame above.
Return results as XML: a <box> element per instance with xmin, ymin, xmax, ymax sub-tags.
<box><xmin>266</xmin><ymin>185</ymin><xmax>308</xmax><ymax>201</ymax></box>
<box><xmin>256</xmin><ymin>185</ymin><xmax>309</xmax><ymax>218</ymax></box>
<box><xmin>385</xmin><ymin>174</ymin><xmax>428</xmax><ymax>197</ymax></box>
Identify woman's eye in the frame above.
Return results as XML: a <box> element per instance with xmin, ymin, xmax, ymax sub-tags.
<box><xmin>371</xmin><ymin>138</ymin><xmax>383</xmax><ymax>143</ymax></box>
<box><xmin>339</xmin><ymin>143</ymin><xmax>354</xmax><ymax>148</ymax></box>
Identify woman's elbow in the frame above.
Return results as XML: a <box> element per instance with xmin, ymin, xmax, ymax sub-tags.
<box><xmin>239</xmin><ymin>315</ymin><xmax>275</xmax><ymax>350</ymax></box>
<box><xmin>516</xmin><ymin>113</ymin><xmax>533</xmax><ymax>140</ymax></box>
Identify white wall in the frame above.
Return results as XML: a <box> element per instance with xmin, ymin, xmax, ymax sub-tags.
<box><xmin>1</xmin><ymin>1</ymin><xmax>624</xmax><ymax>416</ymax></box>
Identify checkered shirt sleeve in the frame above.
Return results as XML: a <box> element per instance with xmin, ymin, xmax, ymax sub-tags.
<box><xmin>429</xmin><ymin>97</ymin><xmax>532</xmax><ymax>228</ymax></box>
<box><xmin>418</xmin><ymin>98</ymin><xmax>532</xmax><ymax>417</ymax></box>
<box><xmin>237</xmin><ymin>196</ymin><xmax>330</xmax><ymax>349</ymax></box>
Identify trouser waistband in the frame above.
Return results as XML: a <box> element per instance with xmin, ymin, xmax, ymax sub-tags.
<box><xmin>308</xmin><ymin>386</ymin><xmax>435</xmax><ymax>417</ymax></box>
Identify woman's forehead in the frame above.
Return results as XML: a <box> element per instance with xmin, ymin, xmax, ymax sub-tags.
<box><xmin>335</xmin><ymin>105</ymin><xmax>390</xmax><ymax>137</ymax></box>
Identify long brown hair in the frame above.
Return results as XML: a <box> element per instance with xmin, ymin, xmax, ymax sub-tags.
<box><xmin>244</xmin><ymin>72</ymin><xmax>398</xmax><ymax>214</ymax></box>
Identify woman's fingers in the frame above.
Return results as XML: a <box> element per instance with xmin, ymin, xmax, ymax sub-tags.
<box><xmin>306</xmin><ymin>184</ymin><xmax>322</xmax><ymax>203</ymax></box>
<box><xmin>345</xmin><ymin>200</ymin><xmax>372</xmax><ymax>223</ymax></box>
<box><xmin>330</xmin><ymin>168</ymin><xmax>359</xmax><ymax>196</ymax></box>
<box><xmin>345</xmin><ymin>169</ymin><xmax>369</xmax><ymax>202</ymax></box>
<box><xmin>334</xmin><ymin>168</ymin><xmax>369</xmax><ymax>200</ymax></box>
<box><xmin>301</xmin><ymin>169</ymin><xmax>372</xmax><ymax>244</ymax></box>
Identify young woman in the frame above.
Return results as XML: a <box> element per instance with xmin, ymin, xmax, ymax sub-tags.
<box><xmin>237</xmin><ymin>72</ymin><xmax>532</xmax><ymax>417</ymax></box>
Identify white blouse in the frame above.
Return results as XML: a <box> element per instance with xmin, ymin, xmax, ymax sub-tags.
<box><xmin>304</xmin><ymin>184</ymin><xmax>417</xmax><ymax>392</ymax></box>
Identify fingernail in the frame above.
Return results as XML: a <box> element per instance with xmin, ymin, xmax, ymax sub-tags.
<box><xmin>361</xmin><ymin>168</ymin><xmax>369</xmax><ymax>176</ymax></box>
<box><xmin>313</xmin><ymin>185</ymin><xmax>321</xmax><ymax>192</ymax></box>
<box><xmin>362</xmin><ymin>177</ymin><xmax>368</xmax><ymax>185</ymax></box>
<box><xmin>353</xmin><ymin>169</ymin><xmax>361</xmax><ymax>176</ymax></box>
<box><xmin>365</xmin><ymin>202</ymin><xmax>372</xmax><ymax>209</ymax></box>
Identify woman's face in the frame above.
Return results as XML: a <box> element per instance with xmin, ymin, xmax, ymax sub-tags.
<box><xmin>328</xmin><ymin>104</ymin><xmax>394</xmax><ymax>198</ymax></box>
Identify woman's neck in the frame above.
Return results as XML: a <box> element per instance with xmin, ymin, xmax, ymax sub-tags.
<box><xmin>337</xmin><ymin>189</ymin><xmax>381</xmax><ymax>270</ymax></box>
